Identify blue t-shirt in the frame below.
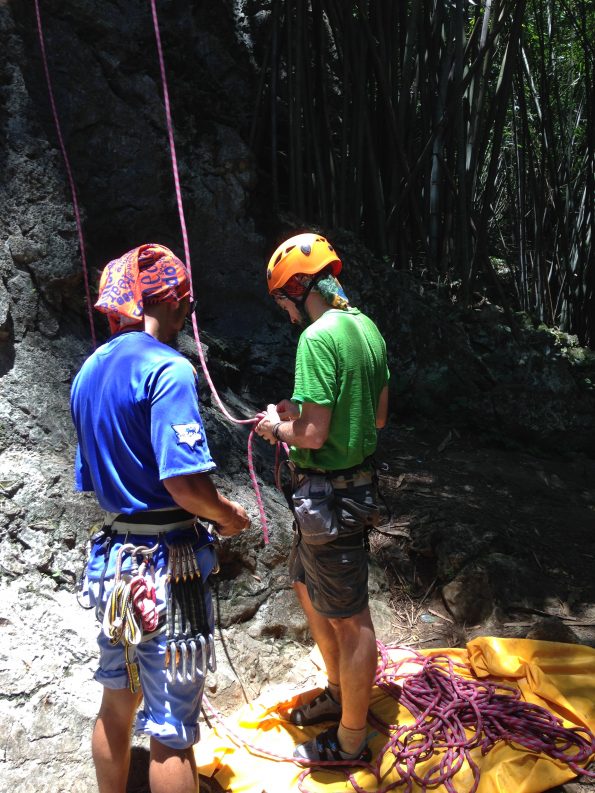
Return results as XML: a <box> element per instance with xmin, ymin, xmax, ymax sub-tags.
<box><xmin>70</xmin><ymin>331</ymin><xmax>215</xmax><ymax>513</ymax></box>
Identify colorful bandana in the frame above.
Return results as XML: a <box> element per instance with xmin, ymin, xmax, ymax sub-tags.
<box><xmin>281</xmin><ymin>272</ymin><xmax>350</xmax><ymax>310</ymax></box>
<box><xmin>95</xmin><ymin>244</ymin><xmax>190</xmax><ymax>334</ymax></box>
<box><xmin>315</xmin><ymin>273</ymin><xmax>350</xmax><ymax>310</ymax></box>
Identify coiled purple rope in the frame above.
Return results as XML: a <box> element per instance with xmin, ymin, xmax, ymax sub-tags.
<box><xmin>296</xmin><ymin>643</ymin><xmax>595</xmax><ymax>793</ymax></box>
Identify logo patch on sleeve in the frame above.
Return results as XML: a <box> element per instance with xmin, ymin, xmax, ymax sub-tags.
<box><xmin>172</xmin><ymin>422</ymin><xmax>203</xmax><ymax>450</ymax></box>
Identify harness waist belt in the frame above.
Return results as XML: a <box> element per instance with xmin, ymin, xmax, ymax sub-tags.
<box><xmin>295</xmin><ymin>470</ymin><xmax>374</xmax><ymax>489</ymax></box>
<box><xmin>107</xmin><ymin>508</ymin><xmax>196</xmax><ymax>535</ymax></box>
<box><xmin>293</xmin><ymin>457</ymin><xmax>374</xmax><ymax>491</ymax></box>
<box><xmin>330</xmin><ymin>530</ymin><xmax>367</xmax><ymax>547</ymax></box>
<box><xmin>331</xmin><ymin>472</ymin><xmax>373</xmax><ymax>489</ymax></box>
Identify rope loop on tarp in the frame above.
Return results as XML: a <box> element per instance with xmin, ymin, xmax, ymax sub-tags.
<box><xmin>203</xmin><ymin>641</ymin><xmax>595</xmax><ymax>793</ymax></box>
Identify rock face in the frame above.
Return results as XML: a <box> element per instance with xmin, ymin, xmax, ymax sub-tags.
<box><xmin>0</xmin><ymin>3</ymin><xmax>289</xmax><ymax>790</ymax></box>
<box><xmin>1</xmin><ymin>3</ymin><xmax>594</xmax><ymax>792</ymax></box>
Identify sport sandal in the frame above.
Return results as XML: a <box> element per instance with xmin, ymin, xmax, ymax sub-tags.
<box><xmin>289</xmin><ymin>687</ymin><xmax>342</xmax><ymax>726</ymax></box>
<box><xmin>293</xmin><ymin>725</ymin><xmax>372</xmax><ymax>764</ymax></box>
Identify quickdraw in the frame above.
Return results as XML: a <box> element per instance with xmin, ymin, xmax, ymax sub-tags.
<box><xmin>102</xmin><ymin>541</ymin><xmax>159</xmax><ymax>693</ymax></box>
<box><xmin>164</xmin><ymin>540</ymin><xmax>216</xmax><ymax>686</ymax></box>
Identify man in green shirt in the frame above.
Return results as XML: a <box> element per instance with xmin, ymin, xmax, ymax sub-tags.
<box><xmin>256</xmin><ymin>232</ymin><xmax>389</xmax><ymax>763</ymax></box>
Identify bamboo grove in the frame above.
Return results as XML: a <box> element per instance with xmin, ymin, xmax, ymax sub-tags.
<box><xmin>248</xmin><ymin>0</ymin><xmax>595</xmax><ymax>345</ymax></box>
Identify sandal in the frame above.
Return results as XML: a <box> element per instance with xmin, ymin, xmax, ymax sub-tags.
<box><xmin>293</xmin><ymin>725</ymin><xmax>372</xmax><ymax>764</ymax></box>
<box><xmin>289</xmin><ymin>687</ymin><xmax>342</xmax><ymax>726</ymax></box>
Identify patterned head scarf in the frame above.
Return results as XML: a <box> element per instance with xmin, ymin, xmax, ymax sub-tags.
<box><xmin>95</xmin><ymin>243</ymin><xmax>190</xmax><ymax>334</ymax></box>
<box><xmin>282</xmin><ymin>270</ymin><xmax>350</xmax><ymax>311</ymax></box>
<box><xmin>314</xmin><ymin>273</ymin><xmax>350</xmax><ymax>310</ymax></box>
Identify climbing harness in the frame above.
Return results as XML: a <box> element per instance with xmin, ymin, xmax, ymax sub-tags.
<box><xmin>100</xmin><ymin>530</ymin><xmax>218</xmax><ymax>692</ymax></box>
<box><xmin>164</xmin><ymin>539</ymin><xmax>216</xmax><ymax>685</ymax></box>
<box><xmin>102</xmin><ymin>541</ymin><xmax>159</xmax><ymax>693</ymax></box>
<box><xmin>201</xmin><ymin>641</ymin><xmax>595</xmax><ymax>793</ymax></box>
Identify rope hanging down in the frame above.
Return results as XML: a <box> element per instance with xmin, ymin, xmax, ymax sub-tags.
<box><xmin>202</xmin><ymin>642</ymin><xmax>595</xmax><ymax>793</ymax></box>
<box><xmin>34</xmin><ymin>0</ymin><xmax>97</xmax><ymax>348</ymax></box>
<box><xmin>149</xmin><ymin>0</ymin><xmax>275</xmax><ymax>543</ymax></box>
<box><xmin>35</xmin><ymin>0</ymin><xmax>276</xmax><ymax>543</ymax></box>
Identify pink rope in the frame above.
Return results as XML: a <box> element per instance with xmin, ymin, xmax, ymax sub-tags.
<box><xmin>148</xmin><ymin>0</ymin><xmax>191</xmax><ymax>279</ymax></box>
<box><xmin>148</xmin><ymin>0</ymin><xmax>273</xmax><ymax>543</ymax></box>
<box><xmin>34</xmin><ymin>0</ymin><xmax>276</xmax><ymax>544</ymax></box>
<box><xmin>33</xmin><ymin>0</ymin><xmax>97</xmax><ymax>348</ymax></box>
<box><xmin>247</xmin><ymin>430</ymin><xmax>269</xmax><ymax>544</ymax></box>
<box><xmin>202</xmin><ymin>641</ymin><xmax>595</xmax><ymax>793</ymax></box>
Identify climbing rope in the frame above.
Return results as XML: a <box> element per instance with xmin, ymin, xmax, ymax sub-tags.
<box><xmin>201</xmin><ymin>641</ymin><xmax>595</xmax><ymax>793</ymax></box>
<box><xmin>147</xmin><ymin>0</ymin><xmax>190</xmax><ymax>274</ymax></box>
<box><xmin>33</xmin><ymin>0</ymin><xmax>97</xmax><ymax>348</ymax></box>
<box><xmin>148</xmin><ymin>0</ymin><xmax>286</xmax><ymax>544</ymax></box>
<box><xmin>36</xmin><ymin>0</ymin><xmax>277</xmax><ymax>542</ymax></box>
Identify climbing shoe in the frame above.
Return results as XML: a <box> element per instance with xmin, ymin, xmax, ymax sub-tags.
<box><xmin>289</xmin><ymin>687</ymin><xmax>342</xmax><ymax>726</ymax></box>
<box><xmin>293</xmin><ymin>725</ymin><xmax>372</xmax><ymax>764</ymax></box>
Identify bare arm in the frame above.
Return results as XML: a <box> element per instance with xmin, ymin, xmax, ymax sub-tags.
<box><xmin>257</xmin><ymin>384</ymin><xmax>389</xmax><ymax>444</ymax></box>
<box><xmin>163</xmin><ymin>472</ymin><xmax>249</xmax><ymax>537</ymax></box>
<box><xmin>376</xmin><ymin>384</ymin><xmax>389</xmax><ymax>429</ymax></box>
<box><xmin>256</xmin><ymin>402</ymin><xmax>331</xmax><ymax>449</ymax></box>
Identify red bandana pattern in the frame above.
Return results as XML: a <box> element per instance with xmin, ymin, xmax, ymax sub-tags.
<box><xmin>95</xmin><ymin>244</ymin><xmax>190</xmax><ymax>334</ymax></box>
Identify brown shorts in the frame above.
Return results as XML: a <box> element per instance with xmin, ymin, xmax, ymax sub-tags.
<box><xmin>288</xmin><ymin>481</ymin><xmax>378</xmax><ymax>619</ymax></box>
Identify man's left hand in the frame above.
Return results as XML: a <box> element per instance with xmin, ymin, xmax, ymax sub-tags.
<box><xmin>255</xmin><ymin>403</ymin><xmax>281</xmax><ymax>445</ymax></box>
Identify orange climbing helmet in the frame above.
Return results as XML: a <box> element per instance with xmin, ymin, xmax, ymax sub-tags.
<box><xmin>266</xmin><ymin>233</ymin><xmax>342</xmax><ymax>294</ymax></box>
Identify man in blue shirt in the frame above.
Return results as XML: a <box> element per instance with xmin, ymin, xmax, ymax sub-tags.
<box><xmin>71</xmin><ymin>244</ymin><xmax>249</xmax><ymax>793</ymax></box>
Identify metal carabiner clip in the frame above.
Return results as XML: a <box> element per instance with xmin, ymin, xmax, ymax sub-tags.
<box><xmin>189</xmin><ymin>639</ymin><xmax>197</xmax><ymax>682</ymax></box>
<box><xmin>179</xmin><ymin>640</ymin><xmax>188</xmax><ymax>683</ymax></box>
<box><xmin>168</xmin><ymin>640</ymin><xmax>178</xmax><ymax>682</ymax></box>
<box><xmin>207</xmin><ymin>632</ymin><xmax>217</xmax><ymax>673</ymax></box>
<box><xmin>198</xmin><ymin>635</ymin><xmax>207</xmax><ymax>679</ymax></box>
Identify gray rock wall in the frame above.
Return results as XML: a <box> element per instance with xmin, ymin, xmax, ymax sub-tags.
<box><xmin>0</xmin><ymin>2</ymin><xmax>296</xmax><ymax>789</ymax></box>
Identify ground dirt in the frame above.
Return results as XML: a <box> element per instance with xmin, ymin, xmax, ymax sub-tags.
<box><xmin>373</xmin><ymin>419</ymin><xmax>595</xmax><ymax>651</ymax></box>
<box><xmin>367</xmin><ymin>420</ymin><xmax>595</xmax><ymax>793</ymax></box>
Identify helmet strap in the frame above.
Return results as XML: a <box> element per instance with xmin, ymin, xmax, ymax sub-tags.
<box><xmin>282</xmin><ymin>273</ymin><xmax>322</xmax><ymax>312</ymax></box>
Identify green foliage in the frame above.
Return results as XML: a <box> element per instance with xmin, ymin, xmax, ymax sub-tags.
<box><xmin>249</xmin><ymin>0</ymin><xmax>594</xmax><ymax>345</ymax></box>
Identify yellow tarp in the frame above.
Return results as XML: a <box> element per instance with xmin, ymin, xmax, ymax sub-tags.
<box><xmin>195</xmin><ymin>638</ymin><xmax>595</xmax><ymax>793</ymax></box>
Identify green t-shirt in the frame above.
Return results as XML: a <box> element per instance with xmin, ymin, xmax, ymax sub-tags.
<box><xmin>290</xmin><ymin>308</ymin><xmax>390</xmax><ymax>471</ymax></box>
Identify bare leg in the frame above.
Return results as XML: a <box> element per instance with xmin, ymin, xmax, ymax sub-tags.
<box><xmin>293</xmin><ymin>581</ymin><xmax>377</xmax><ymax>756</ymax></box>
<box><xmin>149</xmin><ymin>738</ymin><xmax>198</xmax><ymax>793</ymax></box>
<box><xmin>330</xmin><ymin>607</ymin><xmax>377</xmax><ymax>752</ymax></box>
<box><xmin>293</xmin><ymin>581</ymin><xmax>340</xmax><ymax>690</ymax></box>
<box><xmin>92</xmin><ymin>687</ymin><xmax>142</xmax><ymax>793</ymax></box>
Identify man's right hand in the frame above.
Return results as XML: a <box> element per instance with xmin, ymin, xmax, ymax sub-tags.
<box><xmin>276</xmin><ymin>399</ymin><xmax>300</xmax><ymax>420</ymax></box>
<box><xmin>216</xmin><ymin>500</ymin><xmax>251</xmax><ymax>537</ymax></box>
<box><xmin>164</xmin><ymin>473</ymin><xmax>251</xmax><ymax>537</ymax></box>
